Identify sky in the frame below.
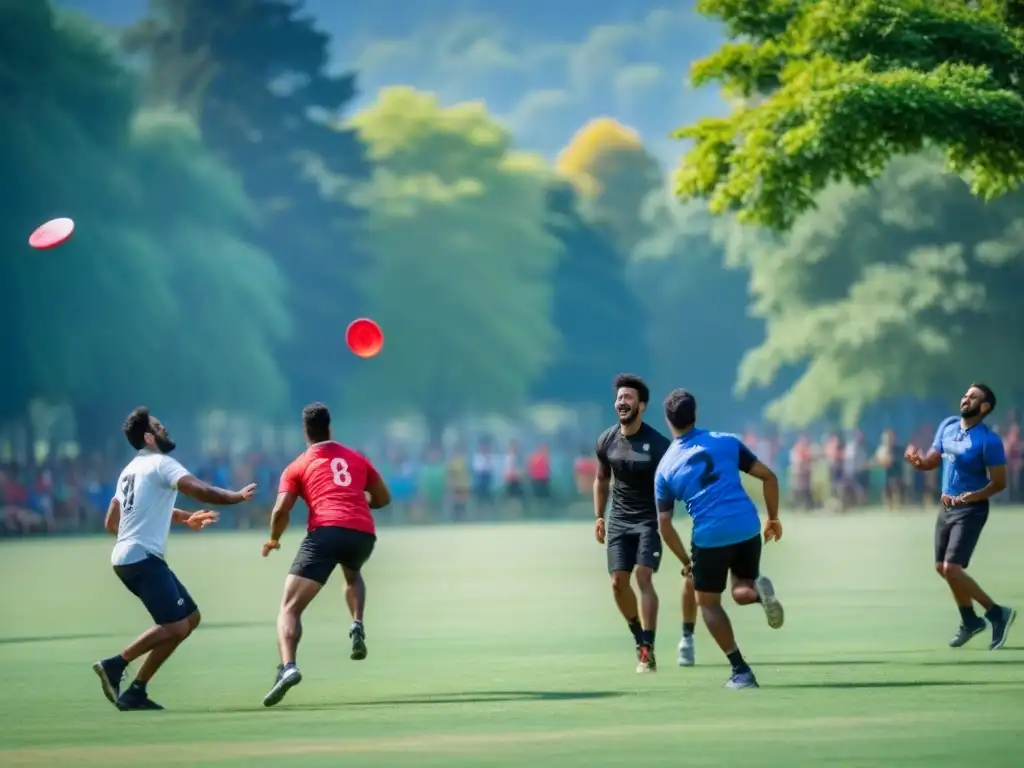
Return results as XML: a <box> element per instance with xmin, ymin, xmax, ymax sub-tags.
<box><xmin>56</xmin><ymin>0</ymin><xmax>729</xmax><ymax>166</ymax></box>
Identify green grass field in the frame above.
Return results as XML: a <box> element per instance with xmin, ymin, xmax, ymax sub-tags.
<box><xmin>1</xmin><ymin>512</ymin><xmax>1022</xmax><ymax>767</ymax></box>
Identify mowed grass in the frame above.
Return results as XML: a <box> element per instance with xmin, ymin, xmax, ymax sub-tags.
<box><xmin>1</xmin><ymin>512</ymin><xmax>1022</xmax><ymax>767</ymax></box>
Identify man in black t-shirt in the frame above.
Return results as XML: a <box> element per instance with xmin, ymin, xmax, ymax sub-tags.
<box><xmin>594</xmin><ymin>373</ymin><xmax>678</xmax><ymax>673</ymax></box>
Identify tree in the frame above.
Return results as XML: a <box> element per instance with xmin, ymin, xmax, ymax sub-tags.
<box><xmin>532</xmin><ymin>181</ymin><xmax>649</xmax><ymax>406</ymax></box>
<box><xmin>674</xmin><ymin>0</ymin><xmax>1024</xmax><ymax>230</ymax></box>
<box><xmin>125</xmin><ymin>0</ymin><xmax>371</xmax><ymax>408</ymax></box>
<box><xmin>629</xmin><ymin>192</ymin><xmax>765</xmax><ymax>427</ymax></box>
<box><xmin>0</xmin><ymin>2</ymin><xmax>289</xmax><ymax>446</ymax></box>
<box><xmin>345</xmin><ymin>87</ymin><xmax>562</xmax><ymax>436</ymax></box>
<box><xmin>731</xmin><ymin>153</ymin><xmax>1024</xmax><ymax>427</ymax></box>
<box><xmin>557</xmin><ymin>118</ymin><xmax>664</xmax><ymax>253</ymax></box>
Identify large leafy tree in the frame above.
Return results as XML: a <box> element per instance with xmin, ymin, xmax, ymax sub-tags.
<box><xmin>674</xmin><ymin>0</ymin><xmax>1024</xmax><ymax>229</ymax></box>
<box><xmin>557</xmin><ymin>118</ymin><xmax>664</xmax><ymax>253</ymax></box>
<box><xmin>731</xmin><ymin>153</ymin><xmax>1024</xmax><ymax>427</ymax></box>
<box><xmin>346</xmin><ymin>87</ymin><xmax>562</xmax><ymax>436</ymax></box>
<box><xmin>125</xmin><ymin>0</ymin><xmax>371</xmax><ymax>407</ymax></box>
<box><xmin>0</xmin><ymin>2</ymin><xmax>288</xmax><ymax>445</ymax></box>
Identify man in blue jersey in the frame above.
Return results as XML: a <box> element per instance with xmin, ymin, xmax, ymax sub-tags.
<box><xmin>904</xmin><ymin>383</ymin><xmax>1015</xmax><ymax>650</ymax></box>
<box><xmin>654</xmin><ymin>389</ymin><xmax>784</xmax><ymax>690</ymax></box>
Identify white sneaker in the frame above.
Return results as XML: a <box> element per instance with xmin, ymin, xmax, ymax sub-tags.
<box><xmin>677</xmin><ymin>634</ymin><xmax>695</xmax><ymax>667</ymax></box>
<box><xmin>754</xmin><ymin>574</ymin><xmax>784</xmax><ymax>629</ymax></box>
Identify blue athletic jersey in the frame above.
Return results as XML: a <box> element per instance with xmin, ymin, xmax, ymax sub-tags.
<box><xmin>932</xmin><ymin>416</ymin><xmax>1006</xmax><ymax>496</ymax></box>
<box><xmin>654</xmin><ymin>429</ymin><xmax>761</xmax><ymax>548</ymax></box>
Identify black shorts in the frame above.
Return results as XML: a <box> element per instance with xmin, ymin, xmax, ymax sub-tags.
<box><xmin>114</xmin><ymin>555</ymin><xmax>197</xmax><ymax>625</ymax></box>
<box><xmin>606</xmin><ymin>521</ymin><xmax>661</xmax><ymax>574</ymax></box>
<box><xmin>290</xmin><ymin>526</ymin><xmax>377</xmax><ymax>586</ymax></box>
<box><xmin>691</xmin><ymin>534</ymin><xmax>762</xmax><ymax>594</ymax></box>
<box><xmin>935</xmin><ymin>503</ymin><xmax>989</xmax><ymax>567</ymax></box>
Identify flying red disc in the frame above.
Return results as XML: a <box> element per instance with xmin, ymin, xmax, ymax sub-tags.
<box><xmin>345</xmin><ymin>318</ymin><xmax>384</xmax><ymax>358</ymax></box>
<box><xmin>29</xmin><ymin>217</ymin><xmax>75</xmax><ymax>250</ymax></box>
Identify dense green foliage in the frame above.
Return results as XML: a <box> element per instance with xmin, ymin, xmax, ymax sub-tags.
<box><xmin>675</xmin><ymin>0</ymin><xmax>1024</xmax><ymax>230</ymax></box>
<box><xmin>4</xmin><ymin>0</ymin><xmax>1024</xmax><ymax>441</ymax></box>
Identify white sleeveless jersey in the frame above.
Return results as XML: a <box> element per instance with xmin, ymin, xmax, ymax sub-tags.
<box><xmin>111</xmin><ymin>450</ymin><xmax>190</xmax><ymax>565</ymax></box>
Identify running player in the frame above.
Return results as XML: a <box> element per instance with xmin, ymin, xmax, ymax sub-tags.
<box><xmin>92</xmin><ymin>407</ymin><xmax>256</xmax><ymax>710</ymax></box>
<box><xmin>594</xmin><ymin>374</ymin><xmax>673</xmax><ymax>672</ymax></box>
<box><xmin>904</xmin><ymin>383</ymin><xmax>1015</xmax><ymax>649</ymax></box>
<box><xmin>261</xmin><ymin>402</ymin><xmax>391</xmax><ymax>707</ymax></box>
<box><xmin>654</xmin><ymin>389</ymin><xmax>784</xmax><ymax>690</ymax></box>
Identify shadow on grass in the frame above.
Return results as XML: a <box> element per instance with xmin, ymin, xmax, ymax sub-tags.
<box><xmin>915</xmin><ymin>657</ymin><xmax>1024</xmax><ymax>666</ymax></box>
<box><xmin>195</xmin><ymin>690</ymin><xmax>625</xmax><ymax>713</ymax></box>
<box><xmin>770</xmin><ymin>680</ymin><xmax>1018</xmax><ymax>690</ymax></box>
<box><xmin>761</xmin><ymin>660</ymin><xmax>887</xmax><ymax>667</ymax></box>
<box><xmin>0</xmin><ymin>620</ymin><xmax>268</xmax><ymax>646</ymax></box>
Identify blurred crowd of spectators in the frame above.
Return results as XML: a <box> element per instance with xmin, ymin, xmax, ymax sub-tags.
<box><xmin>3</xmin><ymin>417</ymin><xmax>1022</xmax><ymax>536</ymax></box>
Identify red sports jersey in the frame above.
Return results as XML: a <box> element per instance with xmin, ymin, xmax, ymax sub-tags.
<box><xmin>278</xmin><ymin>442</ymin><xmax>379</xmax><ymax>534</ymax></box>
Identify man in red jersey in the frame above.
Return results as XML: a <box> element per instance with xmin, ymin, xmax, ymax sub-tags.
<box><xmin>260</xmin><ymin>402</ymin><xmax>391</xmax><ymax>707</ymax></box>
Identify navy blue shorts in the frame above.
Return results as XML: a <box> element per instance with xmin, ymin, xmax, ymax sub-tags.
<box><xmin>114</xmin><ymin>555</ymin><xmax>197</xmax><ymax>625</ymax></box>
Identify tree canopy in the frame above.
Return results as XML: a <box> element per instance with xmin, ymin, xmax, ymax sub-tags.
<box><xmin>345</xmin><ymin>88</ymin><xmax>563</xmax><ymax>434</ymax></box>
<box><xmin>557</xmin><ymin>118</ymin><xmax>663</xmax><ymax>253</ymax></box>
<box><xmin>674</xmin><ymin>0</ymin><xmax>1024</xmax><ymax>229</ymax></box>
<box><xmin>124</xmin><ymin>0</ymin><xmax>371</xmax><ymax>409</ymax></box>
<box><xmin>1</xmin><ymin>2</ymin><xmax>288</xmax><ymax>439</ymax></box>
<box><xmin>731</xmin><ymin>153</ymin><xmax>1024</xmax><ymax>427</ymax></box>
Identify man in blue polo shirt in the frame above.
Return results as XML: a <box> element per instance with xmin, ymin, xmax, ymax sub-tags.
<box><xmin>654</xmin><ymin>389</ymin><xmax>784</xmax><ymax>690</ymax></box>
<box><xmin>905</xmin><ymin>382</ymin><xmax>1015</xmax><ymax>650</ymax></box>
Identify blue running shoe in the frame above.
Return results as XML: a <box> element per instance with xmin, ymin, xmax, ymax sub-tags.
<box><xmin>725</xmin><ymin>669</ymin><xmax>759</xmax><ymax>690</ymax></box>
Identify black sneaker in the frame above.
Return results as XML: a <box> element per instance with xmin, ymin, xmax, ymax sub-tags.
<box><xmin>92</xmin><ymin>658</ymin><xmax>125</xmax><ymax>706</ymax></box>
<box><xmin>350</xmin><ymin>623</ymin><xmax>367</xmax><ymax>661</ymax></box>
<box><xmin>989</xmin><ymin>606</ymin><xmax>1017</xmax><ymax>650</ymax></box>
<box><xmin>116</xmin><ymin>686</ymin><xmax>163</xmax><ymax>711</ymax></box>
<box><xmin>263</xmin><ymin>664</ymin><xmax>302</xmax><ymax>707</ymax></box>
<box><xmin>949</xmin><ymin>619</ymin><xmax>987</xmax><ymax>648</ymax></box>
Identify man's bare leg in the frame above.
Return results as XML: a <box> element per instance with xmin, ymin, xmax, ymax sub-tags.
<box><xmin>264</xmin><ymin>574</ymin><xmax>321</xmax><ymax>707</ymax></box>
<box><xmin>343</xmin><ymin>566</ymin><xmax>368</xmax><ymax>660</ymax></box>
<box><xmin>678</xmin><ymin>576</ymin><xmax>698</xmax><ymax>666</ymax></box>
<box><xmin>697</xmin><ymin>590</ymin><xmax>758</xmax><ymax>689</ymax></box>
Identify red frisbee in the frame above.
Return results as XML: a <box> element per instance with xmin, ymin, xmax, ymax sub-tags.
<box><xmin>29</xmin><ymin>217</ymin><xmax>75</xmax><ymax>250</ymax></box>
<box><xmin>345</xmin><ymin>318</ymin><xmax>384</xmax><ymax>358</ymax></box>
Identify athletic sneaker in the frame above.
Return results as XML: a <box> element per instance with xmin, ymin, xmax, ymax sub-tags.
<box><xmin>636</xmin><ymin>645</ymin><xmax>657</xmax><ymax>673</ymax></box>
<box><xmin>725</xmin><ymin>669</ymin><xmax>759</xmax><ymax>690</ymax></box>
<box><xmin>350</xmin><ymin>622</ymin><xmax>367</xmax><ymax>660</ymax></box>
<box><xmin>948</xmin><ymin>618</ymin><xmax>987</xmax><ymax>648</ymax></box>
<box><xmin>754</xmin><ymin>574</ymin><xmax>785</xmax><ymax>629</ymax></box>
<box><xmin>92</xmin><ymin>657</ymin><xmax>125</xmax><ymax>706</ymax></box>
<box><xmin>116</xmin><ymin>685</ymin><xmax>163</xmax><ymax>711</ymax></box>
<box><xmin>677</xmin><ymin>635</ymin><xmax>695</xmax><ymax>667</ymax></box>
<box><xmin>263</xmin><ymin>663</ymin><xmax>302</xmax><ymax>707</ymax></box>
<box><xmin>989</xmin><ymin>606</ymin><xmax>1017</xmax><ymax>650</ymax></box>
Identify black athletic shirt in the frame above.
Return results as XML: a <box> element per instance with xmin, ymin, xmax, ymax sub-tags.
<box><xmin>596</xmin><ymin>422</ymin><xmax>672</xmax><ymax>527</ymax></box>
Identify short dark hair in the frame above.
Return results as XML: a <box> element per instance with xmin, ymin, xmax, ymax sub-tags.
<box><xmin>302</xmin><ymin>402</ymin><xmax>331</xmax><ymax>443</ymax></box>
<box><xmin>664</xmin><ymin>389</ymin><xmax>697</xmax><ymax>430</ymax></box>
<box><xmin>612</xmin><ymin>373</ymin><xmax>649</xmax><ymax>404</ymax></box>
<box><xmin>971</xmin><ymin>382</ymin><xmax>996</xmax><ymax>415</ymax></box>
<box><xmin>123</xmin><ymin>406</ymin><xmax>152</xmax><ymax>450</ymax></box>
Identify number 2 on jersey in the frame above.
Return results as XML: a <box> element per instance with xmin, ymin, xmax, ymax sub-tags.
<box><xmin>330</xmin><ymin>457</ymin><xmax>352</xmax><ymax>487</ymax></box>
<box><xmin>692</xmin><ymin>452</ymin><xmax>719</xmax><ymax>490</ymax></box>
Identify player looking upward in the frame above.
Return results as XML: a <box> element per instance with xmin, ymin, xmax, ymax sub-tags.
<box><xmin>904</xmin><ymin>383</ymin><xmax>1015</xmax><ymax>650</ymax></box>
<box><xmin>594</xmin><ymin>374</ymin><xmax>676</xmax><ymax>673</ymax></box>
<box><xmin>93</xmin><ymin>407</ymin><xmax>256</xmax><ymax>711</ymax></box>
<box><xmin>654</xmin><ymin>389</ymin><xmax>784</xmax><ymax>690</ymax></box>
<box><xmin>261</xmin><ymin>402</ymin><xmax>391</xmax><ymax>707</ymax></box>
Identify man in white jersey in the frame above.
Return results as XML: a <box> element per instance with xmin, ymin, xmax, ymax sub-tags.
<box><xmin>92</xmin><ymin>407</ymin><xmax>256</xmax><ymax>711</ymax></box>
